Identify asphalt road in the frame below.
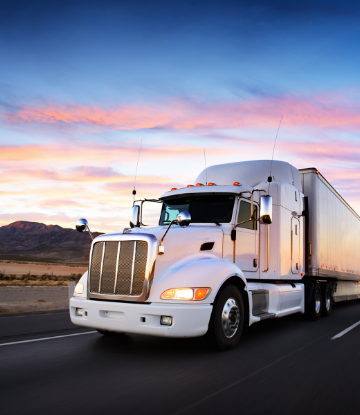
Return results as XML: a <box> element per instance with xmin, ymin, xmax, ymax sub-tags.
<box><xmin>1</xmin><ymin>301</ymin><xmax>360</xmax><ymax>415</ymax></box>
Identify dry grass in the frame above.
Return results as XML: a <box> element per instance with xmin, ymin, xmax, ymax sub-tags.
<box><xmin>0</xmin><ymin>272</ymin><xmax>82</xmax><ymax>286</ymax></box>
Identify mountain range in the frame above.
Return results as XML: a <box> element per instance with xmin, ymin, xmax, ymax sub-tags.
<box><xmin>0</xmin><ymin>221</ymin><xmax>103</xmax><ymax>264</ymax></box>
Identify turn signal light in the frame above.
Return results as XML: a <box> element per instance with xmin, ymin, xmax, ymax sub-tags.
<box><xmin>187</xmin><ymin>184</ymin><xmax>194</xmax><ymax>187</ymax></box>
<box><xmin>233</xmin><ymin>182</ymin><xmax>241</xmax><ymax>186</ymax></box>
<box><xmin>160</xmin><ymin>287</ymin><xmax>211</xmax><ymax>301</ymax></box>
<box><xmin>196</xmin><ymin>183</ymin><xmax>204</xmax><ymax>186</ymax></box>
<box><xmin>171</xmin><ymin>188</ymin><xmax>177</xmax><ymax>191</ymax></box>
<box><xmin>208</xmin><ymin>182</ymin><xmax>216</xmax><ymax>186</ymax></box>
<box><xmin>194</xmin><ymin>288</ymin><xmax>209</xmax><ymax>300</ymax></box>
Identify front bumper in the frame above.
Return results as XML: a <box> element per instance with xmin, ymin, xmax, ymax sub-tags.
<box><xmin>70</xmin><ymin>297</ymin><xmax>212</xmax><ymax>338</ymax></box>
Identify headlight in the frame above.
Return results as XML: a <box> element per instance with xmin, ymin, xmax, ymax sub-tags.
<box><xmin>74</xmin><ymin>282</ymin><xmax>84</xmax><ymax>295</ymax></box>
<box><xmin>160</xmin><ymin>287</ymin><xmax>211</xmax><ymax>301</ymax></box>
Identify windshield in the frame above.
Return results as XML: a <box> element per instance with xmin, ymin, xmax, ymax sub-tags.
<box><xmin>159</xmin><ymin>194</ymin><xmax>236</xmax><ymax>225</ymax></box>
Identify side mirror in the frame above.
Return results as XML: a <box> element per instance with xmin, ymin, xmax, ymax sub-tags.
<box><xmin>130</xmin><ymin>205</ymin><xmax>140</xmax><ymax>228</ymax></box>
<box><xmin>76</xmin><ymin>218</ymin><xmax>88</xmax><ymax>232</ymax></box>
<box><xmin>76</xmin><ymin>218</ymin><xmax>94</xmax><ymax>240</ymax></box>
<box><xmin>176</xmin><ymin>211</ymin><xmax>191</xmax><ymax>227</ymax></box>
<box><xmin>260</xmin><ymin>195</ymin><xmax>272</xmax><ymax>224</ymax></box>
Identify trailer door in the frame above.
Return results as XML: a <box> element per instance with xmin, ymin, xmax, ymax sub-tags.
<box><xmin>235</xmin><ymin>199</ymin><xmax>260</xmax><ymax>278</ymax></box>
<box><xmin>291</xmin><ymin>217</ymin><xmax>300</xmax><ymax>274</ymax></box>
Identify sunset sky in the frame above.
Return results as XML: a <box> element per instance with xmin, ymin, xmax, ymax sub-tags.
<box><xmin>1</xmin><ymin>0</ymin><xmax>360</xmax><ymax>232</ymax></box>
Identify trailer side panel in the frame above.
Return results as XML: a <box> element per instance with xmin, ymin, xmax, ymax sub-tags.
<box><xmin>300</xmin><ymin>168</ymin><xmax>360</xmax><ymax>281</ymax></box>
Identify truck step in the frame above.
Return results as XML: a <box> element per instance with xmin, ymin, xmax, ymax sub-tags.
<box><xmin>256</xmin><ymin>313</ymin><xmax>276</xmax><ymax>320</ymax></box>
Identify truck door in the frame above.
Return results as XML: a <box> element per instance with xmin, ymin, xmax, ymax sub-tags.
<box><xmin>291</xmin><ymin>217</ymin><xmax>300</xmax><ymax>274</ymax></box>
<box><xmin>235</xmin><ymin>199</ymin><xmax>260</xmax><ymax>278</ymax></box>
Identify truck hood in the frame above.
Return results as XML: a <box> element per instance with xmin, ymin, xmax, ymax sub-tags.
<box><xmin>115</xmin><ymin>224</ymin><xmax>224</xmax><ymax>276</ymax></box>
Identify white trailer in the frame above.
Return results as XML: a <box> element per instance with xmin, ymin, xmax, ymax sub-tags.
<box><xmin>70</xmin><ymin>160</ymin><xmax>360</xmax><ymax>350</ymax></box>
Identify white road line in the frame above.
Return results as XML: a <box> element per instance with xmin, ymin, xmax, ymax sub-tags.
<box><xmin>331</xmin><ymin>321</ymin><xmax>360</xmax><ymax>340</ymax></box>
<box><xmin>0</xmin><ymin>331</ymin><xmax>97</xmax><ymax>347</ymax></box>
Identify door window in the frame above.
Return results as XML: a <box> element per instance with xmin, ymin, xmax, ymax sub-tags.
<box><xmin>237</xmin><ymin>201</ymin><xmax>257</xmax><ymax>230</ymax></box>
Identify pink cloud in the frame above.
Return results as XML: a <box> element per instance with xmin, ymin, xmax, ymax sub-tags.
<box><xmin>0</xmin><ymin>142</ymin><xmax>226</xmax><ymax>166</ymax></box>
<box><xmin>280</xmin><ymin>138</ymin><xmax>360</xmax><ymax>164</ymax></box>
<box><xmin>3</xmin><ymin>92</ymin><xmax>360</xmax><ymax>131</ymax></box>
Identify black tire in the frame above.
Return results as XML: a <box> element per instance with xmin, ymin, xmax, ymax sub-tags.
<box><xmin>306</xmin><ymin>283</ymin><xmax>322</xmax><ymax>320</ymax></box>
<box><xmin>97</xmin><ymin>329</ymin><xmax>125</xmax><ymax>337</ymax></box>
<box><xmin>208</xmin><ymin>284</ymin><xmax>244</xmax><ymax>351</ymax></box>
<box><xmin>321</xmin><ymin>283</ymin><xmax>332</xmax><ymax>317</ymax></box>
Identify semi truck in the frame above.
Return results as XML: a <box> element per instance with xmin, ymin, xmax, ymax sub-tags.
<box><xmin>70</xmin><ymin>160</ymin><xmax>360</xmax><ymax>350</ymax></box>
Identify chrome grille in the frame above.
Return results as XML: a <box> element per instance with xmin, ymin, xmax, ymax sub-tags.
<box><xmin>89</xmin><ymin>240</ymin><xmax>148</xmax><ymax>296</ymax></box>
<box><xmin>100</xmin><ymin>241</ymin><xmax>118</xmax><ymax>294</ymax></box>
<box><xmin>89</xmin><ymin>242</ymin><xmax>104</xmax><ymax>293</ymax></box>
<box><xmin>133</xmin><ymin>242</ymin><xmax>148</xmax><ymax>295</ymax></box>
<box><xmin>116</xmin><ymin>241</ymin><xmax>134</xmax><ymax>295</ymax></box>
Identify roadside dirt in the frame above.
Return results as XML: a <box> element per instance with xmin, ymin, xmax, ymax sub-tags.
<box><xmin>0</xmin><ymin>286</ymin><xmax>71</xmax><ymax>313</ymax></box>
<box><xmin>0</xmin><ymin>261</ymin><xmax>87</xmax><ymax>277</ymax></box>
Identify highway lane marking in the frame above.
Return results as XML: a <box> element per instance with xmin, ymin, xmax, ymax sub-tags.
<box><xmin>331</xmin><ymin>321</ymin><xmax>360</xmax><ymax>340</ymax></box>
<box><xmin>0</xmin><ymin>331</ymin><xmax>97</xmax><ymax>347</ymax></box>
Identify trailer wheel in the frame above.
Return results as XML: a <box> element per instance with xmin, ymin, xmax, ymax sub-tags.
<box><xmin>307</xmin><ymin>283</ymin><xmax>322</xmax><ymax>320</ymax></box>
<box><xmin>321</xmin><ymin>283</ymin><xmax>332</xmax><ymax>317</ymax></box>
<box><xmin>97</xmin><ymin>329</ymin><xmax>125</xmax><ymax>337</ymax></box>
<box><xmin>208</xmin><ymin>284</ymin><xmax>244</xmax><ymax>351</ymax></box>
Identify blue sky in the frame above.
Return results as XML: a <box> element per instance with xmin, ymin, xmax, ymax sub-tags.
<box><xmin>1</xmin><ymin>0</ymin><xmax>360</xmax><ymax>231</ymax></box>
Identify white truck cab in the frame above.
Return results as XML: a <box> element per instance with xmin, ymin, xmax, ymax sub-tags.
<box><xmin>70</xmin><ymin>160</ymin><xmax>360</xmax><ymax>350</ymax></box>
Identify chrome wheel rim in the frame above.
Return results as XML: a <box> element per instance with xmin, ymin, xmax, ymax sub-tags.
<box><xmin>221</xmin><ymin>298</ymin><xmax>240</xmax><ymax>338</ymax></box>
<box><xmin>315</xmin><ymin>290</ymin><xmax>321</xmax><ymax>314</ymax></box>
<box><xmin>326</xmin><ymin>290</ymin><xmax>331</xmax><ymax>311</ymax></box>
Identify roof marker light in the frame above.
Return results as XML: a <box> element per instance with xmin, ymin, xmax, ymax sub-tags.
<box><xmin>187</xmin><ymin>185</ymin><xmax>194</xmax><ymax>187</ymax></box>
<box><xmin>196</xmin><ymin>183</ymin><xmax>204</xmax><ymax>186</ymax></box>
<box><xmin>171</xmin><ymin>188</ymin><xmax>177</xmax><ymax>191</ymax></box>
<box><xmin>208</xmin><ymin>182</ymin><xmax>216</xmax><ymax>186</ymax></box>
<box><xmin>315</xmin><ymin>170</ymin><xmax>319</xmax><ymax>174</ymax></box>
<box><xmin>233</xmin><ymin>182</ymin><xmax>241</xmax><ymax>186</ymax></box>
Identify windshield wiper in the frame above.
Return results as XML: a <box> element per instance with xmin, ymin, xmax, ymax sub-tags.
<box><xmin>211</xmin><ymin>221</ymin><xmax>221</xmax><ymax>226</ymax></box>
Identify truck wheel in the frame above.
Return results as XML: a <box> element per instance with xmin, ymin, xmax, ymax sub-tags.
<box><xmin>208</xmin><ymin>284</ymin><xmax>244</xmax><ymax>351</ymax></box>
<box><xmin>321</xmin><ymin>283</ymin><xmax>332</xmax><ymax>317</ymax></box>
<box><xmin>97</xmin><ymin>329</ymin><xmax>125</xmax><ymax>337</ymax></box>
<box><xmin>307</xmin><ymin>283</ymin><xmax>322</xmax><ymax>320</ymax></box>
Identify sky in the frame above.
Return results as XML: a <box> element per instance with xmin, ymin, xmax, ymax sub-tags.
<box><xmin>1</xmin><ymin>0</ymin><xmax>360</xmax><ymax>232</ymax></box>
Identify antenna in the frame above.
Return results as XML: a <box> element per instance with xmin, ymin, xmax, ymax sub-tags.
<box><xmin>268</xmin><ymin>115</ymin><xmax>283</xmax><ymax>184</ymax></box>
<box><xmin>203</xmin><ymin>148</ymin><xmax>207</xmax><ymax>185</ymax></box>
<box><xmin>133</xmin><ymin>139</ymin><xmax>142</xmax><ymax>203</ymax></box>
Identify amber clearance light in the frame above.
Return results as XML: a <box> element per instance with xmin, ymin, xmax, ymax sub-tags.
<box><xmin>208</xmin><ymin>182</ymin><xmax>216</xmax><ymax>186</ymax></box>
<box><xmin>196</xmin><ymin>183</ymin><xmax>204</xmax><ymax>186</ymax></box>
<box><xmin>160</xmin><ymin>287</ymin><xmax>211</xmax><ymax>301</ymax></box>
<box><xmin>171</xmin><ymin>187</ymin><xmax>177</xmax><ymax>191</ymax></box>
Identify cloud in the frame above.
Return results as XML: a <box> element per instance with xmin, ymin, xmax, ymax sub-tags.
<box><xmin>3</xmin><ymin>91</ymin><xmax>360</xmax><ymax>132</ymax></box>
<box><xmin>280</xmin><ymin>137</ymin><xmax>360</xmax><ymax>164</ymax></box>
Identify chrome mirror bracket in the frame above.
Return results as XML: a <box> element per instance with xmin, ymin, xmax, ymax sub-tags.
<box><xmin>158</xmin><ymin>211</ymin><xmax>191</xmax><ymax>255</ymax></box>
